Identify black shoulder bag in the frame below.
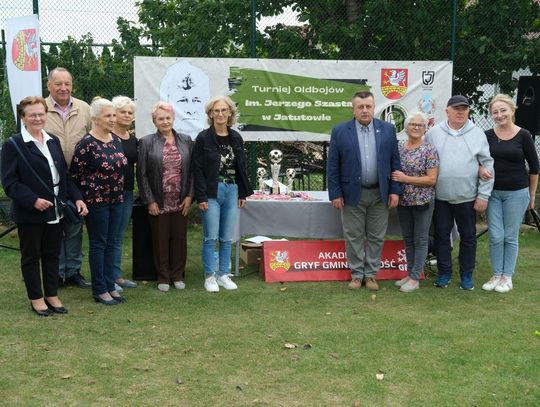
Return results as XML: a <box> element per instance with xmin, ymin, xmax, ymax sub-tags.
<box><xmin>9</xmin><ymin>138</ymin><xmax>82</xmax><ymax>225</ymax></box>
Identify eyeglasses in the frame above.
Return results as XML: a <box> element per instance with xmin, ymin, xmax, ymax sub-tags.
<box><xmin>26</xmin><ymin>113</ymin><xmax>46</xmax><ymax>119</ymax></box>
<box><xmin>212</xmin><ymin>108</ymin><xmax>229</xmax><ymax>115</ymax></box>
<box><xmin>408</xmin><ymin>123</ymin><xmax>425</xmax><ymax>129</ymax></box>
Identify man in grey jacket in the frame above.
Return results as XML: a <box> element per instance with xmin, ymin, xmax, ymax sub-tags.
<box><xmin>426</xmin><ymin>95</ymin><xmax>494</xmax><ymax>290</ymax></box>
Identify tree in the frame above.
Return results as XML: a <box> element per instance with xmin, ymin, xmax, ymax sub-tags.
<box><xmin>128</xmin><ymin>0</ymin><xmax>539</xmax><ymax>105</ymax></box>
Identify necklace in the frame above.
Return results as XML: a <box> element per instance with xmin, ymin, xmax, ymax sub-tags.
<box><xmin>494</xmin><ymin>126</ymin><xmax>516</xmax><ymax>143</ymax></box>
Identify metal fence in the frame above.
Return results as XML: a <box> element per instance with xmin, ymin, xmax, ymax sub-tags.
<box><xmin>1</xmin><ymin>0</ymin><xmax>539</xmax><ymax>191</ymax></box>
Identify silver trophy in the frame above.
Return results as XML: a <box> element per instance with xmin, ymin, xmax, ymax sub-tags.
<box><xmin>256</xmin><ymin>167</ymin><xmax>267</xmax><ymax>192</ymax></box>
<box><xmin>269</xmin><ymin>149</ymin><xmax>283</xmax><ymax>195</ymax></box>
<box><xmin>285</xmin><ymin>168</ymin><xmax>296</xmax><ymax>196</ymax></box>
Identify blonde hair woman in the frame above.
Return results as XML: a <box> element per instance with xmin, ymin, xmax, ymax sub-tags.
<box><xmin>481</xmin><ymin>94</ymin><xmax>539</xmax><ymax>293</ymax></box>
<box><xmin>192</xmin><ymin>96</ymin><xmax>253</xmax><ymax>292</ymax></box>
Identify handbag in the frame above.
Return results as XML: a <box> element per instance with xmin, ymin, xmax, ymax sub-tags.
<box><xmin>9</xmin><ymin>138</ymin><xmax>82</xmax><ymax>225</ymax></box>
<box><xmin>59</xmin><ymin>199</ymin><xmax>82</xmax><ymax>225</ymax></box>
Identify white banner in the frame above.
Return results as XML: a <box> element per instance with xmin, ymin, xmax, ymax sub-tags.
<box><xmin>6</xmin><ymin>14</ymin><xmax>42</xmax><ymax>120</ymax></box>
<box><xmin>134</xmin><ymin>57</ymin><xmax>452</xmax><ymax>141</ymax></box>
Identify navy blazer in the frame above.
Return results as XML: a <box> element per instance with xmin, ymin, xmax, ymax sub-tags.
<box><xmin>1</xmin><ymin>133</ymin><xmax>82</xmax><ymax>224</ymax></box>
<box><xmin>327</xmin><ymin>118</ymin><xmax>403</xmax><ymax>206</ymax></box>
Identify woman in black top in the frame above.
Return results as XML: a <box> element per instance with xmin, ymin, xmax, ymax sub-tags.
<box><xmin>111</xmin><ymin>96</ymin><xmax>138</xmax><ymax>290</ymax></box>
<box><xmin>192</xmin><ymin>96</ymin><xmax>253</xmax><ymax>292</ymax></box>
<box><xmin>481</xmin><ymin>94</ymin><xmax>539</xmax><ymax>293</ymax></box>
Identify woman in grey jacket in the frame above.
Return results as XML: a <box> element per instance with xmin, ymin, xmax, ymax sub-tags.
<box><xmin>137</xmin><ymin>102</ymin><xmax>194</xmax><ymax>292</ymax></box>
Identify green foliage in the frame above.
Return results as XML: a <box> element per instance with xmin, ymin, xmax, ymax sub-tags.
<box><xmin>40</xmin><ymin>31</ymin><xmax>156</xmax><ymax>103</ymax></box>
<box><xmin>0</xmin><ymin>0</ymin><xmax>538</xmax><ymax>138</ymax></box>
<box><xmin>128</xmin><ymin>0</ymin><xmax>539</xmax><ymax>106</ymax></box>
<box><xmin>0</xmin><ymin>72</ymin><xmax>17</xmax><ymax>143</ymax></box>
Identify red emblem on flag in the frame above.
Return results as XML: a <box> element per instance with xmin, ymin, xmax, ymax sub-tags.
<box><xmin>11</xmin><ymin>29</ymin><xmax>39</xmax><ymax>71</ymax></box>
<box><xmin>381</xmin><ymin>68</ymin><xmax>408</xmax><ymax>100</ymax></box>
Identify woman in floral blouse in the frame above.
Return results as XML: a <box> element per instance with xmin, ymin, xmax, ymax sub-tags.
<box><xmin>71</xmin><ymin>98</ymin><xmax>127</xmax><ymax>305</ymax></box>
<box><xmin>391</xmin><ymin>112</ymin><xmax>439</xmax><ymax>292</ymax></box>
<box><xmin>137</xmin><ymin>102</ymin><xmax>193</xmax><ymax>292</ymax></box>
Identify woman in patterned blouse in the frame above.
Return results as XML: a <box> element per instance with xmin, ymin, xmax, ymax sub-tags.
<box><xmin>391</xmin><ymin>112</ymin><xmax>439</xmax><ymax>292</ymax></box>
<box><xmin>137</xmin><ymin>102</ymin><xmax>194</xmax><ymax>292</ymax></box>
<box><xmin>70</xmin><ymin>98</ymin><xmax>127</xmax><ymax>305</ymax></box>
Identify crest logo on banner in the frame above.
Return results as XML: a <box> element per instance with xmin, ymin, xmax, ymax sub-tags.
<box><xmin>12</xmin><ymin>29</ymin><xmax>39</xmax><ymax>71</ymax></box>
<box><xmin>6</xmin><ymin>14</ymin><xmax>42</xmax><ymax>120</ymax></box>
<box><xmin>381</xmin><ymin>68</ymin><xmax>408</xmax><ymax>99</ymax></box>
<box><xmin>269</xmin><ymin>250</ymin><xmax>291</xmax><ymax>272</ymax></box>
<box><xmin>422</xmin><ymin>71</ymin><xmax>435</xmax><ymax>86</ymax></box>
<box><xmin>378</xmin><ymin>104</ymin><xmax>408</xmax><ymax>134</ymax></box>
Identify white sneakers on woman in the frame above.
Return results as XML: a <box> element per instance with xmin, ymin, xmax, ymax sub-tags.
<box><xmin>204</xmin><ymin>276</ymin><xmax>219</xmax><ymax>292</ymax></box>
<box><xmin>204</xmin><ymin>275</ymin><xmax>238</xmax><ymax>292</ymax></box>
<box><xmin>217</xmin><ymin>275</ymin><xmax>237</xmax><ymax>290</ymax></box>
<box><xmin>482</xmin><ymin>275</ymin><xmax>513</xmax><ymax>293</ymax></box>
<box><xmin>494</xmin><ymin>276</ymin><xmax>513</xmax><ymax>293</ymax></box>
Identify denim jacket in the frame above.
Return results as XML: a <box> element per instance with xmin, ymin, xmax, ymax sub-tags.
<box><xmin>137</xmin><ymin>130</ymin><xmax>194</xmax><ymax>208</ymax></box>
<box><xmin>192</xmin><ymin>126</ymin><xmax>253</xmax><ymax>202</ymax></box>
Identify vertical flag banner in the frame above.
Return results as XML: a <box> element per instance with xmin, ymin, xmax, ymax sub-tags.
<box><xmin>6</xmin><ymin>14</ymin><xmax>42</xmax><ymax>120</ymax></box>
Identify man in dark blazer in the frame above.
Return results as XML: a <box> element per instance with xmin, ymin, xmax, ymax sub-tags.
<box><xmin>327</xmin><ymin>91</ymin><xmax>403</xmax><ymax>291</ymax></box>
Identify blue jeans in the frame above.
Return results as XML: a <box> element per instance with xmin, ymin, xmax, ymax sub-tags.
<box><xmin>113</xmin><ymin>191</ymin><xmax>134</xmax><ymax>281</ymax></box>
<box><xmin>85</xmin><ymin>202</ymin><xmax>123</xmax><ymax>296</ymax></box>
<box><xmin>397</xmin><ymin>200</ymin><xmax>435</xmax><ymax>280</ymax></box>
<box><xmin>200</xmin><ymin>183</ymin><xmax>238</xmax><ymax>277</ymax></box>
<box><xmin>433</xmin><ymin>199</ymin><xmax>477</xmax><ymax>278</ymax></box>
<box><xmin>58</xmin><ymin>221</ymin><xmax>83</xmax><ymax>279</ymax></box>
<box><xmin>487</xmin><ymin>188</ymin><xmax>529</xmax><ymax>277</ymax></box>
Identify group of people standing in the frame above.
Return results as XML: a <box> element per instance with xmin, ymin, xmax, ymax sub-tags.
<box><xmin>1</xmin><ymin>67</ymin><xmax>252</xmax><ymax>316</ymax></box>
<box><xmin>328</xmin><ymin>91</ymin><xmax>538</xmax><ymax>294</ymax></box>
<box><xmin>2</xmin><ymin>67</ymin><xmax>537</xmax><ymax>316</ymax></box>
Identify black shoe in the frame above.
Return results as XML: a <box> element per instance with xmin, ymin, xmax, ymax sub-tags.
<box><xmin>66</xmin><ymin>274</ymin><xmax>91</xmax><ymax>288</ymax></box>
<box><xmin>30</xmin><ymin>304</ymin><xmax>54</xmax><ymax>317</ymax></box>
<box><xmin>93</xmin><ymin>296</ymin><xmax>119</xmax><ymax>305</ymax></box>
<box><xmin>44</xmin><ymin>299</ymin><xmax>68</xmax><ymax>314</ymax></box>
<box><xmin>110</xmin><ymin>295</ymin><xmax>127</xmax><ymax>303</ymax></box>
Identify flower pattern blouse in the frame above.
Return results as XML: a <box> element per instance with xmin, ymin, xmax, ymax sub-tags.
<box><xmin>398</xmin><ymin>141</ymin><xmax>439</xmax><ymax>206</ymax></box>
<box><xmin>161</xmin><ymin>141</ymin><xmax>182</xmax><ymax>214</ymax></box>
<box><xmin>70</xmin><ymin>134</ymin><xmax>127</xmax><ymax>205</ymax></box>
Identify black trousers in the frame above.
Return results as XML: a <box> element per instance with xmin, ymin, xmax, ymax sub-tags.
<box><xmin>18</xmin><ymin>222</ymin><xmax>63</xmax><ymax>300</ymax></box>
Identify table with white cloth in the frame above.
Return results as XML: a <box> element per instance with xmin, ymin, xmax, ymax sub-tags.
<box><xmin>233</xmin><ymin>191</ymin><xmax>402</xmax><ymax>275</ymax></box>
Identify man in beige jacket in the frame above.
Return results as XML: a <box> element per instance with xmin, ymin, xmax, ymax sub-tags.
<box><xmin>44</xmin><ymin>67</ymin><xmax>92</xmax><ymax>287</ymax></box>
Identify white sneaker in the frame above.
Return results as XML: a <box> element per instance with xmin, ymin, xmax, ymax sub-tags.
<box><xmin>114</xmin><ymin>283</ymin><xmax>124</xmax><ymax>292</ymax></box>
<box><xmin>216</xmin><ymin>275</ymin><xmax>238</xmax><ymax>290</ymax></box>
<box><xmin>482</xmin><ymin>276</ymin><xmax>501</xmax><ymax>291</ymax></box>
<box><xmin>494</xmin><ymin>276</ymin><xmax>513</xmax><ymax>293</ymax></box>
<box><xmin>173</xmin><ymin>281</ymin><xmax>186</xmax><ymax>290</ymax></box>
<box><xmin>394</xmin><ymin>277</ymin><xmax>410</xmax><ymax>287</ymax></box>
<box><xmin>157</xmin><ymin>283</ymin><xmax>170</xmax><ymax>292</ymax></box>
<box><xmin>399</xmin><ymin>279</ymin><xmax>419</xmax><ymax>293</ymax></box>
<box><xmin>204</xmin><ymin>276</ymin><xmax>219</xmax><ymax>292</ymax></box>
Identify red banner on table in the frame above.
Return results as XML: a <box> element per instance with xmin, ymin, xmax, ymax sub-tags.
<box><xmin>262</xmin><ymin>240</ymin><xmax>417</xmax><ymax>283</ymax></box>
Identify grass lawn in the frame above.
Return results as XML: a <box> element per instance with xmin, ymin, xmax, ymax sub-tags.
<box><xmin>0</xmin><ymin>223</ymin><xmax>538</xmax><ymax>406</ymax></box>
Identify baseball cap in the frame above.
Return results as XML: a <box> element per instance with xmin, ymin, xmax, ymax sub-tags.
<box><xmin>447</xmin><ymin>95</ymin><xmax>470</xmax><ymax>107</ymax></box>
